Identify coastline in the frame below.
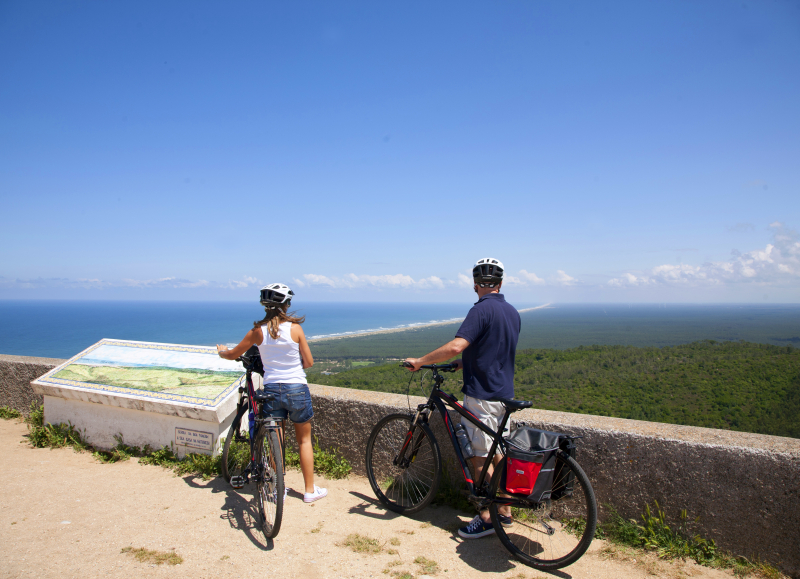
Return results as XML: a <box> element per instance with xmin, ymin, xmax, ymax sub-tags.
<box><xmin>307</xmin><ymin>303</ymin><xmax>553</xmax><ymax>343</ymax></box>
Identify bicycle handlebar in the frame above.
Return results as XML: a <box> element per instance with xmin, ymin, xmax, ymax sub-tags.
<box><xmin>399</xmin><ymin>362</ymin><xmax>458</xmax><ymax>372</ymax></box>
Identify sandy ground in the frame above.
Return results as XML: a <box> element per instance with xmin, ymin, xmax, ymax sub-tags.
<box><xmin>0</xmin><ymin>419</ymin><xmax>735</xmax><ymax>579</ymax></box>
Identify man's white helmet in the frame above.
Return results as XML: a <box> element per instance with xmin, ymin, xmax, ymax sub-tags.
<box><xmin>260</xmin><ymin>283</ymin><xmax>294</xmax><ymax>308</ymax></box>
<box><xmin>472</xmin><ymin>258</ymin><xmax>504</xmax><ymax>286</ymax></box>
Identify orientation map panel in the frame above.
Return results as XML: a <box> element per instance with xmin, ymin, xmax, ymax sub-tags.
<box><xmin>34</xmin><ymin>338</ymin><xmax>244</xmax><ymax>408</ymax></box>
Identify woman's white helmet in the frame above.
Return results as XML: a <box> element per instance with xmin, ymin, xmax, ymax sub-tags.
<box><xmin>472</xmin><ymin>258</ymin><xmax>504</xmax><ymax>287</ymax></box>
<box><xmin>260</xmin><ymin>283</ymin><xmax>294</xmax><ymax>308</ymax></box>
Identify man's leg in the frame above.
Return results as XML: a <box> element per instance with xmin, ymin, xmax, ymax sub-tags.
<box><xmin>458</xmin><ymin>396</ymin><xmax>512</xmax><ymax>539</ymax></box>
<box><xmin>470</xmin><ymin>454</ymin><xmax>512</xmax><ymax>523</ymax></box>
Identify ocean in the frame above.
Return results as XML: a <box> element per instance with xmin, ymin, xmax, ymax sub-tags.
<box><xmin>0</xmin><ymin>300</ymin><xmax>798</xmax><ymax>360</ymax></box>
<box><xmin>0</xmin><ymin>300</ymin><xmax>475</xmax><ymax>359</ymax></box>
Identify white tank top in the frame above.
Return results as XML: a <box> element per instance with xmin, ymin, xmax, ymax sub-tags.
<box><xmin>257</xmin><ymin>322</ymin><xmax>307</xmax><ymax>384</ymax></box>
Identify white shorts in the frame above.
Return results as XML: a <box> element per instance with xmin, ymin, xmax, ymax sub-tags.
<box><xmin>461</xmin><ymin>395</ymin><xmax>509</xmax><ymax>458</ymax></box>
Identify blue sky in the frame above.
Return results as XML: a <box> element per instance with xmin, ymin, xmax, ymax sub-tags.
<box><xmin>1</xmin><ymin>1</ymin><xmax>798</xmax><ymax>302</ymax></box>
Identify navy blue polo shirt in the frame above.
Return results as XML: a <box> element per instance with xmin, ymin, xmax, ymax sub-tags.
<box><xmin>455</xmin><ymin>293</ymin><xmax>521</xmax><ymax>401</ymax></box>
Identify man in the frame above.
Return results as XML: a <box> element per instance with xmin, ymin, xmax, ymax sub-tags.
<box><xmin>404</xmin><ymin>257</ymin><xmax>521</xmax><ymax>539</ymax></box>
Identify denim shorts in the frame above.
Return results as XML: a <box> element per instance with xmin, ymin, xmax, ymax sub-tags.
<box><xmin>260</xmin><ymin>383</ymin><xmax>314</xmax><ymax>424</ymax></box>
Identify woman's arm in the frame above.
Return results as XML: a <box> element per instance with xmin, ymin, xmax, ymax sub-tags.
<box><xmin>216</xmin><ymin>327</ymin><xmax>263</xmax><ymax>360</ymax></box>
<box><xmin>291</xmin><ymin>324</ymin><xmax>314</xmax><ymax>369</ymax></box>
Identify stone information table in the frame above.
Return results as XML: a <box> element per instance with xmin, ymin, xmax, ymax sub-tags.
<box><xmin>31</xmin><ymin>339</ymin><xmax>244</xmax><ymax>456</ymax></box>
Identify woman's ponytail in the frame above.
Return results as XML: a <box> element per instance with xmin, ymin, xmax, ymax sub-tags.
<box><xmin>254</xmin><ymin>304</ymin><xmax>305</xmax><ymax>339</ymax></box>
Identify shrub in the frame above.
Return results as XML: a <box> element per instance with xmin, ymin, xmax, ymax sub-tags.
<box><xmin>286</xmin><ymin>436</ymin><xmax>352</xmax><ymax>479</ymax></box>
<box><xmin>0</xmin><ymin>406</ymin><xmax>22</xmax><ymax>420</ymax></box>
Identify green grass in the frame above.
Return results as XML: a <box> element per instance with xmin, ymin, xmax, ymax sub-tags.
<box><xmin>595</xmin><ymin>502</ymin><xmax>785</xmax><ymax>578</ymax></box>
<box><xmin>414</xmin><ymin>556</ymin><xmax>439</xmax><ymax>574</ymax></box>
<box><xmin>339</xmin><ymin>533</ymin><xmax>384</xmax><ymax>554</ymax></box>
<box><xmin>120</xmin><ymin>546</ymin><xmax>183</xmax><ymax>565</ymax></box>
<box><xmin>0</xmin><ymin>406</ymin><xmax>23</xmax><ymax>420</ymax></box>
<box><xmin>285</xmin><ymin>436</ymin><xmax>352</xmax><ymax>479</ymax></box>
<box><xmin>23</xmin><ymin>403</ymin><xmax>221</xmax><ymax>479</ymax></box>
<box><xmin>431</xmin><ymin>466</ymin><xmax>473</xmax><ymax>513</ymax></box>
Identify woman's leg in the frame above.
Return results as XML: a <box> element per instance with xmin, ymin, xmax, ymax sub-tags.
<box><xmin>294</xmin><ymin>420</ymin><xmax>314</xmax><ymax>494</ymax></box>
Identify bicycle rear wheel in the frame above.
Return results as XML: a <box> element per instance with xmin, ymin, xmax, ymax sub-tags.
<box><xmin>221</xmin><ymin>405</ymin><xmax>250</xmax><ymax>484</ymax></box>
<box><xmin>255</xmin><ymin>427</ymin><xmax>284</xmax><ymax>539</ymax></box>
<box><xmin>365</xmin><ymin>413</ymin><xmax>441</xmax><ymax>515</ymax></box>
<box><xmin>489</xmin><ymin>452</ymin><xmax>597</xmax><ymax>571</ymax></box>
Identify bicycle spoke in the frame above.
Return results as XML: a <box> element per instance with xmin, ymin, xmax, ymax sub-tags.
<box><xmin>255</xmin><ymin>427</ymin><xmax>284</xmax><ymax>539</ymax></box>
<box><xmin>491</xmin><ymin>455</ymin><xmax>596</xmax><ymax>571</ymax></box>
<box><xmin>366</xmin><ymin>414</ymin><xmax>441</xmax><ymax>514</ymax></box>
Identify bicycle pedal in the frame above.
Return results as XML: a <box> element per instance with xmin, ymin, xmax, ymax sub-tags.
<box><xmin>230</xmin><ymin>476</ymin><xmax>245</xmax><ymax>489</ymax></box>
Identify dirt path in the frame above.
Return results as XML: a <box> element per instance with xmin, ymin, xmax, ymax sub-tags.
<box><xmin>0</xmin><ymin>420</ymin><xmax>734</xmax><ymax>579</ymax></box>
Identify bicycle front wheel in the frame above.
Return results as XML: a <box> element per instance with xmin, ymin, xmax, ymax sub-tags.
<box><xmin>365</xmin><ymin>413</ymin><xmax>441</xmax><ymax>515</ymax></box>
<box><xmin>489</xmin><ymin>452</ymin><xmax>597</xmax><ymax>571</ymax></box>
<box><xmin>255</xmin><ymin>427</ymin><xmax>284</xmax><ymax>539</ymax></box>
<box><xmin>221</xmin><ymin>405</ymin><xmax>250</xmax><ymax>484</ymax></box>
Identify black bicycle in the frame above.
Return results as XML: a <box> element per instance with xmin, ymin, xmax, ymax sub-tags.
<box><xmin>221</xmin><ymin>346</ymin><xmax>285</xmax><ymax>539</ymax></box>
<box><xmin>365</xmin><ymin>364</ymin><xmax>597</xmax><ymax>571</ymax></box>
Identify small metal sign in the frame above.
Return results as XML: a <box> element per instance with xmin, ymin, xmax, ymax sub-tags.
<box><xmin>175</xmin><ymin>427</ymin><xmax>213</xmax><ymax>451</ymax></box>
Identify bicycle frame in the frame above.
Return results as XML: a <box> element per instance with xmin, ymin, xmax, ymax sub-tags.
<box><xmin>402</xmin><ymin>365</ymin><xmax>514</xmax><ymax>500</ymax></box>
<box><xmin>234</xmin><ymin>368</ymin><xmax>285</xmax><ymax>482</ymax></box>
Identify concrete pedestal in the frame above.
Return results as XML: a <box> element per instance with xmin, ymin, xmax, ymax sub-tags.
<box><xmin>31</xmin><ymin>339</ymin><xmax>246</xmax><ymax>457</ymax></box>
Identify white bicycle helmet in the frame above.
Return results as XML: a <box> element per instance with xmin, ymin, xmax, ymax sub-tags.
<box><xmin>259</xmin><ymin>283</ymin><xmax>294</xmax><ymax>308</ymax></box>
<box><xmin>472</xmin><ymin>257</ymin><xmax>504</xmax><ymax>287</ymax></box>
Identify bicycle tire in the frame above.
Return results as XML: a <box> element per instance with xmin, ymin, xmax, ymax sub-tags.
<box><xmin>489</xmin><ymin>452</ymin><xmax>597</xmax><ymax>570</ymax></box>
<box><xmin>221</xmin><ymin>405</ymin><xmax>249</xmax><ymax>484</ymax></box>
<box><xmin>365</xmin><ymin>413</ymin><xmax>442</xmax><ymax>515</ymax></box>
<box><xmin>255</xmin><ymin>427</ymin><xmax>284</xmax><ymax>539</ymax></box>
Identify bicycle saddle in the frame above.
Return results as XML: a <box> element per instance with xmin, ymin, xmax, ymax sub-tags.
<box><xmin>253</xmin><ymin>390</ymin><xmax>276</xmax><ymax>403</ymax></box>
<box><xmin>490</xmin><ymin>398</ymin><xmax>533</xmax><ymax>412</ymax></box>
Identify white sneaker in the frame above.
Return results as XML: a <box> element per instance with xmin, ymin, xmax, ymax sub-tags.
<box><xmin>304</xmin><ymin>485</ymin><xmax>328</xmax><ymax>503</ymax></box>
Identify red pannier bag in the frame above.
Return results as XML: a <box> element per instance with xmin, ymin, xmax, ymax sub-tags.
<box><xmin>506</xmin><ymin>452</ymin><xmax>544</xmax><ymax>494</ymax></box>
<box><xmin>505</xmin><ymin>427</ymin><xmax>562</xmax><ymax>502</ymax></box>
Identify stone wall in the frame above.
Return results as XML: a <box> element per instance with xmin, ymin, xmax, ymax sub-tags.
<box><xmin>2</xmin><ymin>355</ymin><xmax>798</xmax><ymax>576</ymax></box>
<box><xmin>0</xmin><ymin>354</ymin><xmax>63</xmax><ymax>415</ymax></box>
<box><xmin>306</xmin><ymin>384</ymin><xmax>800</xmax><ymax>578</ymax></box>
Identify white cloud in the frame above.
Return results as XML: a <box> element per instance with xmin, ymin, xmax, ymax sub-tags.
<box><xmin>302</xmin><ymin>273</ymin><xmax>337</xmax><ymax>286</ymax></box>
<box><xmin>121</xmin><ymin>277</ymin><xmax>211</xmax><ymax>289</ymax></box>
<box><xmin>519</xmin><ymin>269</ymin><xmax>546</xmax><ymax>285</ymax></box>
<box><xmin>554</xmin><ymin>270</ymin><xmax>577</xmax><ymax>285</ymax></box>
<box><xmin>225</xmin><ymin>276</ymin><xmax>261</xmax><ymax>289</ymax></box>
<box><xmin>609</xmin><ymin>223</ymin><xmax>800</xmax><ymax>287</ymax></box>
<box><xmin>299</xmin><ymin>272</ymin><xmax>447</xmax><ymax>290</ymax></box>
<box><xmin>607</xmin><ymin>272</ymin><xmax>653</xmax><ymax>287</ymax></box>
<box><xmin>457</xmin><ymin>273</ymin><xmax>473</xmax><ymax>287</ymax></box>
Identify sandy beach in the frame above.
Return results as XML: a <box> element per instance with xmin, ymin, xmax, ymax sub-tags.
<box><xmin>307</xmin><ymin>303</ymin><xmax>552</xmax><ymax>344</ymax></box>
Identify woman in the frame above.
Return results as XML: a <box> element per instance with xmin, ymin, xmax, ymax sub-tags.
<box><xmin>216</xmin><ymin>283</ymin><xmax>327</xmax><ymax>503</ymax></box>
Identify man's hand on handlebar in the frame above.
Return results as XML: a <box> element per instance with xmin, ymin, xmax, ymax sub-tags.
<box><xmin>402</xmin><ymin>358</ymin><xmax>422</xmax><ymax>372</ymax></box>
<box><xmin>401</xmin><ymin>359</ymin><xmax>462</xmax><ymax>372</ymax></box>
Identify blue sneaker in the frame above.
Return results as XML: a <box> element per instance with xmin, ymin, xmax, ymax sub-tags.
<box><xmin>497</xmin><ymin>514</ymin><xmax>513</xmax><ymax>527</ymax></box>
<box><xmin>458</xmin><ymin>515</ymin><xmax>496</xmax><ymax>539</ymax></box>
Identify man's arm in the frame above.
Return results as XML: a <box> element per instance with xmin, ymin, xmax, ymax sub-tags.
<box><xmin>403</xmin><ymin>337</ymin><xmax>470</xmax><ymax>372</ymax></box>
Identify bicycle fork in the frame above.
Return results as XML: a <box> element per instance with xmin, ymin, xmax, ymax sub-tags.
<box><xmin>394</xmin><ymin>407</ymin><xmax>430</xmax><ymax>468</ymax></box>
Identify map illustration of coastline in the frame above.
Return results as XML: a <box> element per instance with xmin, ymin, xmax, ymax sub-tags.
<box><xmin>51</xmin><ymin>342</ymin><xmax>243</xmax><ymax>401</ymax></box>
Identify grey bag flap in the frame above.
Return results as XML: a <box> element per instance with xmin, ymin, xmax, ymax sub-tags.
<box><xmin>507</xmin><ymin>427</ymin><xmax>563</xmax><ymax>453</ymax></box>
